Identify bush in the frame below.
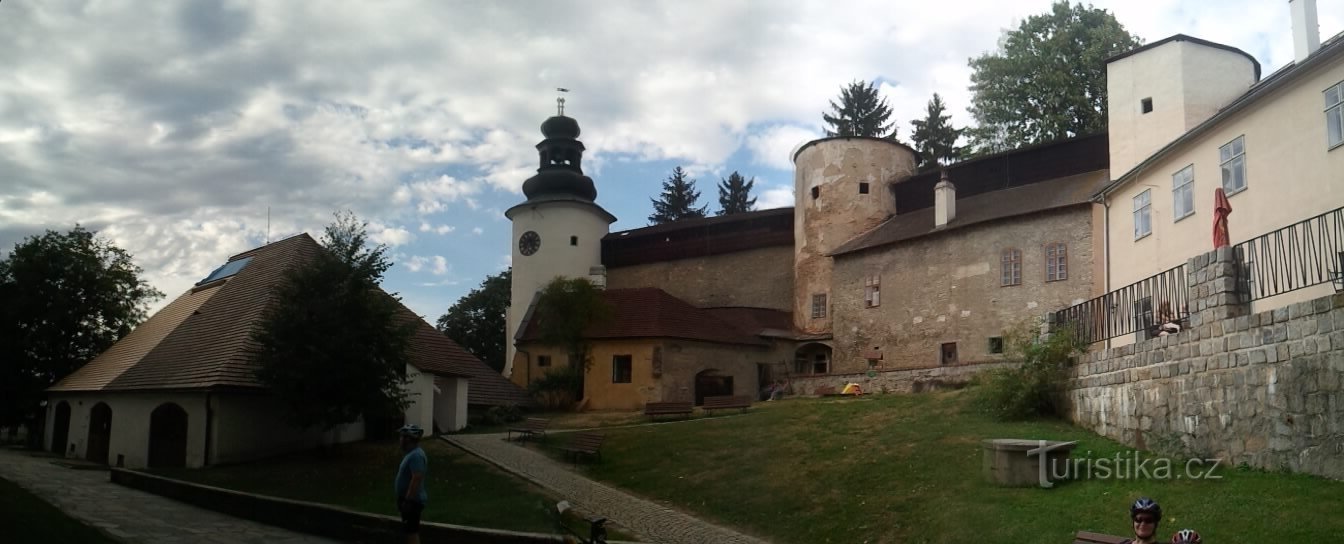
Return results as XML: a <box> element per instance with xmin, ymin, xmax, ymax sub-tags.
<box><xmin>482</xmin><ymin>404</ymin><xmax>525</xmax><ymax>426</ymax></box>
<box><xmin>974</xmin><ymin>319</ymin><xmax>1083</xmax><ymax>420</ymax></box>
<box><xmin>528</xmin><ymin>365</ymin><xmax>583</xmax><ymax>411</ymax></box>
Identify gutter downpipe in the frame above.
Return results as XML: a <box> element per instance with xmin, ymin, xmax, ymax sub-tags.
<box><xmin>204</xmin><ymin>392</ymin><xmax>213</xmax><ymax>467</ymax></box>
<box><xmin>1100</xmin><ymin>195</ymin><xmax>1112</xmax><ymax>351</ymax></box>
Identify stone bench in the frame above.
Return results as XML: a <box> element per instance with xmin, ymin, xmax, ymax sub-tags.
<box><xmin>981</xmin><ymin>438</ymin><xmax>1078</xmax><ymax>487</ymax></box>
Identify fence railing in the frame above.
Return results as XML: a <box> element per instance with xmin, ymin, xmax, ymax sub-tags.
<box><xmin>1051</xmin><ymin>264</ymin><xmax>1190</xmax><ymax>345</ymax></box>
<box><xmin>1235</xmin><ymin>206</ymin><xmax>1344</xmax><ymax>302</ymax></box>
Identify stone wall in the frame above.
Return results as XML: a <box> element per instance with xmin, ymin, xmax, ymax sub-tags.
<box><xmin>605</xmin><ymin>245</ymin><xmax>794</xmax><ymax>311</ymax></box>
<box><xmin>831</xmin><ymin>206</ymin><xmax>1094</xmax><ymax>373</ymax></box>
<box><xmin>1064</xmin><ymin>247</ymin><xmax>1344</xmax><ymax>479</ymax></box>
<box><xmin>789</xmin><ymin>362</ymin><xmax>1013</xmax><ymax>396</ymax></box>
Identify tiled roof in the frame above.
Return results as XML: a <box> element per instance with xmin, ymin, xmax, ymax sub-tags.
<box><xmin>50</xmin><ymin>234</ymin><xmax>530</xmax><ymax>407</ymax></box>
<box><xmin>831</xmin><ymin>170</ymin><xmax>1107</xmax><ymax>256</ymax></box>
<box><xmin>701</xmin><ymin>307</ymin><xmax>793</xmax><ymax>336</ymax></box>
<box><xmin>518</xmin><ymin>288</ymin><xmax>768</xmax><ymax>346</ymax></box>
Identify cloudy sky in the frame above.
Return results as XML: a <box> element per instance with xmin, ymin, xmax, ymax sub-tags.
<box><xmin>2</xmin><ymin>0</ymin><xmax>1341</xmax><ymax>321</ymax></box>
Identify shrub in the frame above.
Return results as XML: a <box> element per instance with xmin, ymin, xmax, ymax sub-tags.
<box><xmin>528</xmin><ymin>365</ymin><xmax>583</xmax><ymax>411</ymax></box>
<box><xmin>482</xmin><ymin>404</ymin><xmax>525</xmax><ymax>426</ymax></box>
<box><xmin>974</xmin><ymin>319</ymin><xmax>1083</xmax><ymax>420</ymax></box>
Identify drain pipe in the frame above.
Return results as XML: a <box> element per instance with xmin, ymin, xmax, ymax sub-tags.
<box><xmin>1100</xmin><ymin>195</ymin><xmax>1113</xmax><ymax>351</ymax></box>
<box><xmin>204</xmin><ymin>392</ymin><xmax>213</xmax><ymax>467</ymax></box>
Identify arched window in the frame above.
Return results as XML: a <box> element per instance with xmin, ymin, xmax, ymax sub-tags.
<box><xmin>1045</xmin><ymin>243</ymin><xmax>1068</xmax><ymax>282</ymax></box>
<box><xmin>1001</xmin><ymin>249</ymin><xmax>1022</xmax><ymax>286</ymax></box>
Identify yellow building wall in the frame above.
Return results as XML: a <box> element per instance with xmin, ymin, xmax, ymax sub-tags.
<box><xmin>510</xmin><ymin>340</ymin><xmax>660</xmax><ymax>411</ymax></box>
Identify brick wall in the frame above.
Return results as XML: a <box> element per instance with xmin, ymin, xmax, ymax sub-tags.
<box><xmin>831</xmin><ymin>206</ymin><xmax>1094</xmax><ymax>373</ymax></box>
<box><xmin>605</xmin><ymin>245</ymin><xmax>793</xmax><ymax>311</ymax></box>
<box><xmin>1064</xmin><ymin>247</ymin><xmax>1344</xmax><ymax>479</ymax></box>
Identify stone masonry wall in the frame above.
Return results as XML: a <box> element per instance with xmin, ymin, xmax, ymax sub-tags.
<box><xmin>1064</xmin><ymin>247</ymin><xmax>1344</xmax><ymax>479</ymax></box>
<box><xmin>789</xmin><ymin>362</ymin><xmax>1014</xmax><ymax>396</ymax></box>
<box><xmin>832</xmin><ymin>206</ymin><xmax>1094</xmax><ymax>373</ymax></box>
<box><xmin>605</xmin><ymin>245</ymin><xmax>793</xmax><ymax>311</ymax></box>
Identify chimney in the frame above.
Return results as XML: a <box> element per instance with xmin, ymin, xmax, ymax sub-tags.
<box><xmin>934</xmin><ymin>171</ymin><xmax>956</xmax><ymax>228</ymax></box>
<box><xmin>1291</xmin><ymin>0</ymin><xmax>1321</xmax><ymax>63</ymax></box>
<box><xmin>588</xmin><ymin>265</ymin><xmax>607</xmax><ymax>290</ymax></box>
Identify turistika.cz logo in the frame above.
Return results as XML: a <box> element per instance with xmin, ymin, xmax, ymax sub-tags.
<box><xmin>1028</xmin><ymin>440</ymin><xmax>1223</xmax><ymax>488</ymax></box>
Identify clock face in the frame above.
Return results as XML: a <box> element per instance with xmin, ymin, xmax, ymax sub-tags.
<box><xmin>519</xmin><ymin>231</ymin><xmax>541</xmax><ymax>256</ymax></box>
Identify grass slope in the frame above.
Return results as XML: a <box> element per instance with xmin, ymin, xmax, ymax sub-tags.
<box><xmin>0</xmin><ymin>477</ymin><xmax>119</xmax><ymax>543</ymax></box>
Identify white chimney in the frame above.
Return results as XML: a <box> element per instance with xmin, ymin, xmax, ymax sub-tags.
<box><xmin>1291</xmin><ymin>0</ymin><xmax>1321</xmax><ymax>63</ymax></box>
<box><xmin>934</xmin><ymin>171</ymin><xmax>956</xmax><ymax>228</ymax></box>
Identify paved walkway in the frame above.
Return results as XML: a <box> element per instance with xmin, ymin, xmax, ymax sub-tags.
<box><xmin>444</xmin><ymin>433</ymin><xmax>772</xmax><ymax>544</ymax></box>
<box><xmin>0</xmin><ymin>448</ymin><xmax>337</xmax><ymax>544</ymax></box>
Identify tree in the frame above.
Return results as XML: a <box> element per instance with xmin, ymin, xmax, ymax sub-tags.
<box><xmin>822</xmin><ymin>79</ymin><xmax>895</xmax><ymax>138</ymax></box>
<box><xmin>966</xmin><ymin>1</ymin><xmax>1141</xmax><ymax>152</ymax></box>
<box><xmin>648</xmin><ymin>166</ymin><xmax>708</xmax><ymax>225</ymax></box>
<box><xmin>529</xmin><ymin>277</ymin><xmax>612</xmax><ymax>407</ymax></box>
<box><xmin>716</xmin><ymin>171</ymin><xmax>757</xmax><ymax>216</ymax></box>
<box><xmin>437</xmin><ymin>269</ymin><xmax>510</xmax><ymax>373</ymax></box>
<box><xmin>0</xmin><ymin>227</ymin><xmax>163</xmax><ymax>433</ymax></box>
<box><xmin>910</xmin><ymin>93</ymin><xmax>965</xmax><ymax>168</ymax></box>
<box><xmin>252</xmin><ymin>211</ymin><xmax>414</xmax><ymax>430</ymax></box>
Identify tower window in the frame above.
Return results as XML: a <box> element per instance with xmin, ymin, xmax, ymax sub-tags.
<box><xmin>941</xmin><ymin>342</ymin><xmax>958</xmax><ymax>365</ymax></box>
<box><xmin>859</xmin><ymin>182</ymin><xmax>870</xmax><ymax>194</ymax></box>
<box><xmin>988</xmin><ymin>337</ymin><xmax>1004</xmax><ymax>354</ymax></box>
<box><xmin>811</xmin><ymin>186</ymin><xmax>820</xmax><ymax>200</ymax></box>
<box><xmin>570</xmin><ymin>236</ymin><xmax>578</xmax><ymax>246</ymax></box>
<box><xmin>1141</xmin><ymin>97</ymin><xmax>1153</xmax><ymax>114</ymax></box>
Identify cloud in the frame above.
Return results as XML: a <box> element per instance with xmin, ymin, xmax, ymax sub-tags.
<box><xmin>746</xmin><ymin>125</ymin><xmax>822</xmax><ymax>170</ymax></box>
<box><xmin>418</xmin><ymin>222</ymin><xmax>455</xmax><ymax>235</ymax></box>
<box><xmin>404</xmin><ymin>255</ymin><xmax>428</xmax><ymax>273</ymax></box>
<box><xmin>431</xmin><ymin>256</ymin><xmax>448</xmax><ymax>276</ymax></box>
<box><xmin>369</xmin><ymin>223</ymin><xmax>413</xmax><ymax>246</ymax></box>
<box><xmin>471</xmin><ymin>227</ymin><xmax>484</xmax><ymax>235</ymax></box>
<box><xmin>758</xmin><ymin>185</ymin><xmax>796</xmax><ymax>210</ymax></box>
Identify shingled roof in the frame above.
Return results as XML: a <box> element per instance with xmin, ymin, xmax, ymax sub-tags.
<box><xmin>517</xmin><ymin>288</ymin><xmax>770</xmax><ymax>346</ymax></box>
<box><xmin>50</xmin><ymin>234</ymin><xmax>531</xmax><ymax>407</ymax></box>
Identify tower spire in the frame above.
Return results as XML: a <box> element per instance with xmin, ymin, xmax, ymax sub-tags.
<box><xmin>556</xmin><ymin>87</ymin><xmax>569</xmax><ymax>116</ymax></box>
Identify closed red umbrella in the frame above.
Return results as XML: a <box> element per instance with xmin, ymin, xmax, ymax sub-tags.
<box><xmin>1213</xmin><ymin>188</ymin><xmax>1232</xmax><ymax>248</ymax></box>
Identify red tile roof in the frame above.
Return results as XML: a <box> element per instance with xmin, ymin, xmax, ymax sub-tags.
<box><xmin>518</xmin><ymin>288</ymin><xmax>770</xmax><ymax>346</ymax></box>
<box><xmin>50</xmin><ymin>234</ymin><xmax>530</xmax><ymax>407</ymax></box>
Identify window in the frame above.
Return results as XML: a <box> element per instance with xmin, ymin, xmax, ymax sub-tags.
<box><xmin>1172</xmin><ymin>165</ymin><xmax>1195</xmax><ymax>220</ymax></box>
<box><xmin>813</xmin><ymin>354</ymin><xmax>829</xmax><ymax>374</ymax></box>
<box><xmin>940</xmin><ymin>343</ymin><xmax>958</xmax><ymax>365</ymax></box>
<box><xmin>987</xmin><ymin>337</ymin><xmax>1004</xmax><ymax>354</ymax></box>
<box><xmin>1133</xmin><ymin>189</ymin><xmax>1152</xmax><ymax>239</ymax></box>
<box><xmin>611</xmin><ymin>355</ymin><xmax>632</xmax><ymax>383</ymax></box>
<box><xmin>864</xmin><ymin>275</ymin><xmax>881</xmax><ymax>308</ymax></box>
<box><xmin>1141</xmin><ymin>97</ymin><xmax>1153</xmax><ymax>114</ymax></box>
<box><xmin>1327</xmin><ymin>81</ymin><xmax>1343</xmax><ymax>149</ymax></box>
<box><xmin>811</xmin><ymin>186</ymin><xmax>820</xmax><ymax>200</ymax></box>
<box><xmin>859</xmin><ymin>182</ymin><xmax>870</xmax><ymax>194</ymax></box>
<box><xmin>1000</xmin><ymin>249</ymin><xmax>1022</xmax><ymax>286</ymax></box>
<box><xmin>537</xmin><ymin>355</ymin><xmax>551</xmax><ymax>367</ymax></box>
<box><xmin>811</xmin><ymin>294</ymin><xmax>827</xmax><ymax>318</ymax></box>
<box><xmin>1045</xmin><ymin>243</ymin><xmax>1068</xmax><ymax>282</ymax></box>
<box><xmin>570</xmin><ymin>236</ymin><xmax>578</xmax><ymax>246</ymax></box>
<box><xmin>1219</xmin><ymin>136</ymin><xmax>1246</xmax><ymax>194</ymax></box>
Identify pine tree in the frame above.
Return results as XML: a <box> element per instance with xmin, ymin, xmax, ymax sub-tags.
<box><xmin>910</xmin><ymin>93</ymin><xmax>965</xmax><ymax>168</ymax></box>
<box><xmin>822</xmin><ymin>80</ymin><xmax>895</xmax><ymax>138</ymax></box>
<box><xmin>716</xmin><ymin>171</ymin><xmax>757</xmax><ymax>216</ymax></box>
<box><xmin>648</xmin><ymin>166</ymin><xmax>709</xmax><ymax>224</ymax></box>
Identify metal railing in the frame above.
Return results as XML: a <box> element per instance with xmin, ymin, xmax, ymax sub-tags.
<box><xmin>1051</xmin><ymin>264</ymin><xmax>1190</xmax><ymax>345</ymax></box>
<box><xmin>1235</xmin><ymin>206</ymin><xmax>1344</xmax><ymax>302</ymax></box>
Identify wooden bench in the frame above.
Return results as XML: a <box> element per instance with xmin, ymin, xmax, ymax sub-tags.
<box><xmin>1072</xmin><ymin>531</ymin><xmax>1128</xmax><ymax>544</ymax></box>
<box><xmin>559</xmin><ymin>432</ymin><xmax>606</xmax><ymax>464</ymax></box>
<box><xmin>814</xmin><ymin>385</ymin><xmax>840</xmax><ymax>396</ymax></box>
<box><xmin>643</xmin><ymin>401</ymin><xmax>693</xmax><ymax>420</ymax></box>
<box><xmin>702</xmin><ymin>395</ymin><xmax>752</xmax><ymax>415</ymax></box>
<box><xmin>507</xmin><ymin>418</ymin><xmax>549</xmax><ymax>442</ymax></box>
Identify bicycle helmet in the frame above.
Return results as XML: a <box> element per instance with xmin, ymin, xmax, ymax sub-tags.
<box><xmin>398</xmin><ymin>424</ymin><xmax>424</xmax><ymax>438</ymax></box>
<box><xmin>1171</xmin><ymin>529</ymin><xmax>1201</xmax><ymax>544</ymax></box>
<box><xmin>1130</xmin><ymin>497</ymin><xmax>1162</xmax><ymax>522</ymax></box>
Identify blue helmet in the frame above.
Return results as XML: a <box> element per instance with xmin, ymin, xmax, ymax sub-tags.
<box><xmin>398</xmin><ymin>424</ymin><xmax>424</xmax><ymax>438</ymax></box>
<box><xmin>1130</xmin><ymin>497</ymin><xmax>1162</xmax><ymax>522</ymax></box>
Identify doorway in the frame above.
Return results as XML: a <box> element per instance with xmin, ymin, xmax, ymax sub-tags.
<box><xmin>50</xmin><ymin>401</ymin><xmax>71</xmax><ymax>455</ymax></box>
<box><xmin>86</xmin><ymin>402</ymin><xmax>112</xmax><ymax>464</ymax></box>
<box><xmin>148</xmin><ymin>403</ymin><xmax>189</xmax><ymax>468</ymax></box>
<box><xmin>694</xmin><ymin>370</ymin><xmax>734</xmax><ymax>406</ymax></box>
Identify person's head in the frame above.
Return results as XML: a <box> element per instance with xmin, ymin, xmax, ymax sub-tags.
<box><xmin>398</xmin><ymin>424</ymin><xmax>423</xmax><ymax>451</ymax></box>
<box><xmin>1171</xmin><ymin>529</ymin><xmax>1202</xmax><ymax>544</ymax></box>
<box><xmin>1130</xmin><ymin>497</ymin><xmax>1162</xmax><ymax>539</ymax></box>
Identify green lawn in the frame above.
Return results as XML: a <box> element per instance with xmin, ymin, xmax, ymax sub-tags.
<box><xmin>152</xmin><ymin>439</ymin><xmax>582</xmax><ymax>535</ymax></box>
<box><xmin>0</xmin><ymin>477</ymin><xmax>120</xmax><ymax>543</ymax></box>
<box><xmin>534</xmin><ymin>390</ymin><xmax>1344</xmax><ymax>544</ymax></box>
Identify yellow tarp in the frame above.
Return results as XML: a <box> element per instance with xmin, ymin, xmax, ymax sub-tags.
<box><xmin>841</xmin><ymin>383</ymin><xmax>863</xmax><ymax>395</ymax></box>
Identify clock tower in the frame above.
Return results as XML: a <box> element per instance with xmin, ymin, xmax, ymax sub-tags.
<box><xmin>503</xmin><ymin>107</ymin><xmax>616</xmax><ymax>378</ymax></box>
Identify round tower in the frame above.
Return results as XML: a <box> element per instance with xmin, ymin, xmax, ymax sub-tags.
<box><xmin>792</xmin><ymin>136</ymin><xmax>918</xmax><ymax>335</ymax></box>
<box><xmin>503</xmin><ymin>110</ymin><xmax>616</xmax><ymax>378</ymax></box>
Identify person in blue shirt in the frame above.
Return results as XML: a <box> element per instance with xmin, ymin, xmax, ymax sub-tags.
<box><xmin>395</xmin><ymin>424</ymin><xmax>428</xmax><ymax>543</ymax></box>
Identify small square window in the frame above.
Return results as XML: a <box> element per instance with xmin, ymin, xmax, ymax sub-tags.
<box><xmin>537</xmin><ymin>355</ymin><xmax>551</xmax><ymax>367</ymax></box>
<box><xmin>863</xmin><ymin>275</ymin><xmax>881</xmax><ymax>308</ymax></box>
<box><xmin>940</xmin><ymin>343</ymin><xmax>958</xmax><ymax>365</ymax></box>
<box><xmin>1141</xmin><ymin>97</ymin><xmax>1153</xmax><ymax>114</ymax></box>
<box><xmin>811</xmin><ymin>186</ymin><xmax>820</xmax><ymax>200</ymax></box>
<box><xmin>612</xmin><ymin>355</ymin><xmax>632</xmax><ymax>383</ymax></box>
<box><xmin>988</xmin><ymin>337</ymin><xmax>1004</xmax><ymax>354</ymax></box>
<box><xmin>811</xmin><ymin>293</ymin><xmax>827</xmax><ymax>318</ymax></box>
<box><xmin>859</xmin><ymin>182</ymin><xmax>870</xmax><ymax>194</ymax></box>
<box><xmin>570</xmin><ymin>236</ymin><xmax>578</xmax><ymax>246</ymax></box>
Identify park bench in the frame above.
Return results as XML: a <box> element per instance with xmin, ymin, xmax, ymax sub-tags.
<box><xmin>507</xmin><ymin>418</ymin><xmax>549</xmax><ymax>442</ymax></box>
<box><xmin>643</xmin><ymin>401</ymin><xmax>693</xmax><ymax>420</ymax></box>
<box><xmin>559</xmin><ymin>432</ymin><xmax>606</xmax><ymax>464</ymax></box>
<box><xmin>814</xmin><ymin>385</ymin><xmax>839</xmax><ymax>396</ymax></box>
<box><xmin>1072</xmin><ymin>531</ymin><xmax>1129</xmax><ymax>544</ymax></box>
<box><xmin>701</xmin><ymin>395</ymin><xmax>753</xmax><ymax>415</ymax></box>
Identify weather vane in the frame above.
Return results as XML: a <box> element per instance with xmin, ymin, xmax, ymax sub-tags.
<box><xmin>556</xmin><ymin>87</ymin><xmax>569</xmax><ymax>115</ymax></box>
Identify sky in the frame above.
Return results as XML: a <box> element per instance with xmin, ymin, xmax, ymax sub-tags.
<box><xmin>2</xmin><ymin>0</ymin><xmax>1341</xmax><ymax>322</ymax></box>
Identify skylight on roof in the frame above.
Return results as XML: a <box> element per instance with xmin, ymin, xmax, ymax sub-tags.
<box><xmin>196</xmin><ymin>256</ymin><xmax>252</xmax><ymax>286</ymax></box>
